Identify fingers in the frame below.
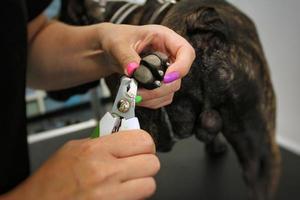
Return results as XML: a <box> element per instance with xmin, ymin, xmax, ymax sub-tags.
<box><xmin>117</xmin><ymin>154</ymin><xmax>160</xmax><ymax>182</ymax></box>
<box><xmin>108</xmin><ymin>40</ymin><xmax>141</xmax><ymax>75</ymax></box>
<box><xmin>165</xmin><ymin>44</ymin><xmax>195</xmax><ymax>77</ymax></box>
<box><xmin>138</xmin><ymin>79</ymin><xmax>181</xmax><ymax>101</ymax></box>
<box><xmin>117</xmin><ymin>177</ymin><xmax>157</xmax><ymax>200</ymax></box>
<box><xmin>99</xmin><ymin>24</ymin><xmax>195</xmax><ymax>78</ymax></box>
<box><xmin>99</xmin><ymin>130</ymin><xmax>156</xmax><ymax>158</ymax></box>
<box><xmin>136</xmin><ymin>79</ymin><xmax>181</xmax><ymax>109</ymax></box>
<box><xmin>138</xmin><ymin>93</ymin><xmax>174</xmax><ymax>109</ymax></box>
<box><xmin>78</xmin><ymin>178</ymin><xmax>157</xmax><ymax>200</ymax></box>
<box><xmin>145</xmin><ymin>25</ymin><xmax>195</xmax><ymax>77</ymax></box>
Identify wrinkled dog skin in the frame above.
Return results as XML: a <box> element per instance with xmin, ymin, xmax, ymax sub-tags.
<box><xmin>59</xmin><ymin>0</ymin><xmax>281</xmax><ymax>199</ymax></box>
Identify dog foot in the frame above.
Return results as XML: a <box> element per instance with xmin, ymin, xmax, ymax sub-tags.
<box><xmin>204</xmin><ymin>133</ymin><xmax>228</xmax><ymax>156</ymax></box>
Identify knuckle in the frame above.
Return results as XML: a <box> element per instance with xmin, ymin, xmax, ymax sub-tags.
<box><xmin>175</xmin><ymin>81</ymin><xmax>182</xmax><ymax>91</ymax></box>
<box><xmin>151</xmin><ymin>90</ymin><xmax>163</xmax><ymax>99</ymax></box>
<box><xmin>150</xmin><ymin>31</ymin><xmax>159</xmax><ymax>39</ymax></box>
<box><xmin>167</xmin><ymin>97</ymin><xmax>174</xmax><ymax>105</ymax></box>
<box><xmin>153</xmin><ymin>105</ymin><xmax>160</xmax><ymax>109</ymax></box>
<box><xmin>138</xmin><ymin>130</ymin><xmax>153</xmax><ymax>142</ymax></box>
<box><xmin>109</xmin><ymin>38</ymin><xmax>122</xmax><ymax>48</ymax></box>
<box><xmin>88</xmin><ymin>189</ymin><xmax>104</xmax><ymax>200</ymax></box>
<box><xmin>161</xmin><ymin>95</ymin><xmax>174</xmax><ymax>107</ymax></box>
<box><xmin>156</xmin><ymin>24</ymin><xmax>171</xmax><ymax>32</ymax></box>
<box><xmin>176</xmin><ymin>84</ymin><xmax>181</xmax><ymax>92</ymax></box>
<box><xmin>106</xmin><ymin>163</ymin><xmax>120</xmax><ymax>178</ymax></box>
<box><xmin>137</xmin><ymin>130</ymin><xmax>155</xmax><ymax>150</ymax></box>
<box><xmin>162</xmin><ymin>100</ymin><xmax>172</xmax><ymax>107</ymax></box>
<box><xmin>92</xmin><ymin>162</ymin><xmax>118</xmax><ymax>182</ymax></box>
<box><xmin>79</xmin><ymin>141</ymin><xmax>98</xmax><ymax>155</ymax></box>
<box><xmin>145</xmin><ymin>26</ymin><xmax>160</xmax><ymax>35</ymax></box>
<box><xmin>191</xmin><ymin>47</ymin><xmax>196</xmax><ymax>59</ymax></box>
<box><xmin>143</xmin><ymin>178</ymin><xmax>157</xmax><ymax>198</ymax></box>
<box><xmin>150</xmin><ymin>105</ymin><xmax>158</xmax><ymax>109</ymax></box>
<box><xmin>64</xmin><ymin>140</ymin><xmax>77</xmax><ymax>148</ymax></box>
<box><xmin>148</xmin><ymin>155</ymin><xmax>161</xmax><ymax>172</ymax></box>
<box><xmin>118</xmin><ymin>51</ymin><xmax>130</xmax><ymax>63</ymax></box>
<box><xmin>90</xmin><ymin>162</ymin><xmax>106</xmax><ymax>180</ymax></box>
<box><xmin>172</xmin><ymin>83</ymin><xmax>181</xmax><ymax>93</ymax></box>
<box><xmin>113</xmin><ymin>53</ymin><xmax>127</xmax><ymax>65</ymax></box>
<box><xmin>102</xmin><ymin>36</ymin><xmax>120</xmax><ymax>52</ymax></box>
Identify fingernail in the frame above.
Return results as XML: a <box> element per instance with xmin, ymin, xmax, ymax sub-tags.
<box><xmin>90</xmin><ymin>125</ymin><xmax>100</xmax><ymax>138</ymax></box>
<box><xmin>135</xmin><ymin>95</ymin><xmax>143</xmax><ymax>104</ymax></box>
<box><xmin>126</xmin><ymin>62</ymin><xmax>139</xmax><ymax>77</ymax></box>
<box><xmin>163</xmin><ymin>71</ymin><xmax>180</xmax><ymax>84</ymax></box>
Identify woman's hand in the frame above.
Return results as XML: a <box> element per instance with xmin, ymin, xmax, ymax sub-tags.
<box><xmin>27</xmin><ymin>18</ymin><xmax>194</xmax><ymax>105</ymax></box>
<box><xmin>98</xmin><ymin>23</ymin><xmax>195</xmax><ymax>109</ymax></box>
<box><xmin>2</xmin><ymin>131</ymin><xmax>159</xmax><ymax>200</ymax></box>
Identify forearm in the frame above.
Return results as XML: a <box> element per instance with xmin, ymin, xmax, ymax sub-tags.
<box><xmin>27</xmin><ymin>17</ymin><xmax>113</xmax><ymax>90</ymax></box>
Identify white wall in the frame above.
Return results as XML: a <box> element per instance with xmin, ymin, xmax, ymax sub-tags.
<box><xmin>227</xmin><ymin>0</ymin><xmax>300</xmax><ymax>154</ymax></box>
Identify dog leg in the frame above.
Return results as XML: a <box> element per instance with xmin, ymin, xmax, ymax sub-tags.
<box><xmin>204</xmin><ymin>133</ymin><xmax>228</xmax><ymax>156</ymax></box>
<box><xmin>220</xmin><ymin>107</ymin><xmax>280</xmax><ymax>200</ymax></box>
<box><xmin>136</xmin><ymin>107</ymin><xmax>175</xmax><ymax>152</ymax></box>
<box><xmin>165</xmin><ymin>93</ymin><xmax>199</xmax><ymax>139</ymax></box>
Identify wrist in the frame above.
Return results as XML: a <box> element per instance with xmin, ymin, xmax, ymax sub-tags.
<box><xmin>94</xmin><ymin>22</ymin><xmax>126</xmax><ymax>74</ymax></box>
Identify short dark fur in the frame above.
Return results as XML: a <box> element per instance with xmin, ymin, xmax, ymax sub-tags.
<box><xmin>59</xmin><ymin>0</ymin><xmax>281</xmax><ymax>199</ymax></box>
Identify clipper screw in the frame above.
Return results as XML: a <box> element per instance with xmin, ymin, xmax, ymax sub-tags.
<box><xmin>117</xmin><ymin>99</ymin><xmax>130</xmax><ymax>113</ymax></box>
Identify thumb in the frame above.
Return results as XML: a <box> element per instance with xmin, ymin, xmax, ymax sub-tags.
<box><xmin>109</xmin><ymin>42</ymin><xmax>141</xmax><ymax>76</ymax></box>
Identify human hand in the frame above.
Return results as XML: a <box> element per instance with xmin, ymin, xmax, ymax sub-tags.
<box><xmin>98</xmin><ymin>23</ymin><xmax>195</xmax><ymax>108</ymax></box>
<box><xmin>3</xmin><ymin>130</ymin><xmax>159</xmax><ymax>200</ymax></box>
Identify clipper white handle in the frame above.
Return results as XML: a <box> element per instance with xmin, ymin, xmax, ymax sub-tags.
<box><xmin>99</xmin><ymin>113</ymin><xmax>140</xmax><ymax>137</ymax></box>
<box><xmin>119</xmin><ymin>117</ymin><xmax>140</xmax><ymax>131</ymax></box>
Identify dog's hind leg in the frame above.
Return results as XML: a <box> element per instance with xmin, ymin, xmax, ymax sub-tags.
<box><xmin>220</xmin><ymin>106</ymin><xmax>280</xmax><ymax>200</ymax></box>
<box><xmin>204</xmin><ymin>133</ymin><xmax>228</xmax><ymax>156</ymax></box>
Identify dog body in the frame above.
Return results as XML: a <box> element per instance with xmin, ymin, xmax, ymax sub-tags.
<box><xmin>59</xmin><ymin>0</ymin><xmax>281</xmax><ymax>199</ymax></box>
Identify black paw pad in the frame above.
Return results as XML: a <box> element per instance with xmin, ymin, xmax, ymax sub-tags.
<box><xmin>133</xmin><ymin>52</ymin><xmax>170</xmax><ymax>89</ymax></box>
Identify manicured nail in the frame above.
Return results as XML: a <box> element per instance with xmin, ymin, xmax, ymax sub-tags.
<box><xmin>163</xmin><ymin>71</ymin><xmax>180</xmax><ymax>84</ymax></box>
<box><xmin>90</xmin><ymin>125</ymin><xmax>100</xmax><ymax>138</ymax></box>
<box><xmin>135</xmin><ymin>95</ymin><xmax>143</xmax><ymax>104</ymax></box>
<box><xmin>126</xmin><ymin>62</ymin><xmax>139</xmax><ymax>77</ymax></box>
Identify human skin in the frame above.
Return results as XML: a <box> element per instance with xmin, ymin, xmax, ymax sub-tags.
<box><xmin>27</xmin><ymin>15</ymin><xmax>195</xmax><ymax>108</ymax></box>
<box><xmin>0</xmin><ymin>13</ymin><xmax>195</xmax><ymax>200</ymax></box>
<box><xmin>1</xmin><ymin>131</ymin><xmax>160</xmax><ymax>200</ymax></box>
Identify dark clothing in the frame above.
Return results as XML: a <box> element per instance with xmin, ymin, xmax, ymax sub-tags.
<box><xmin>0</xmin><ymin>0</ymin><xmax>51</xmax><ymax>194</ymax></box>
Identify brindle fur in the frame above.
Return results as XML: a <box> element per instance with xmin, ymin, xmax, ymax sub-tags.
<box><xmin>59</xmin><ymin>0</ymin><xmax>281</xmax><ymax>199</ymax></box>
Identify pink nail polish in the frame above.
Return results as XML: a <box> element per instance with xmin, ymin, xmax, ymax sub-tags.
<box><xmin>163</xmin><ymin>71</ymin><xmax>180</xmax><ymax>84</ymax></box>
<box><xmin>126</xmin><ymin>62</ymin><xmax>139</xmax><ymax>77</ymax></box>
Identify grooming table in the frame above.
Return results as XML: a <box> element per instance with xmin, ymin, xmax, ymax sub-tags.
<box><xmin>29</xmin><ymin>128</ymin><xmax>300</xmax><ymax>200</ymax></box>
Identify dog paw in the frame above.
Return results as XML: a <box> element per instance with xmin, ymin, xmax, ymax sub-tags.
<box><xmin>204</xmin><ymin>134</ymin><xmax>228</xmax><ymax>156</ymax></box>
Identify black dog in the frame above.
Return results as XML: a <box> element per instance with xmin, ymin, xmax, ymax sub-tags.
<box><xmin>57</xmin><ymin>0</ymin><xmax>281</xmax><ymax>199</ymax></box>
